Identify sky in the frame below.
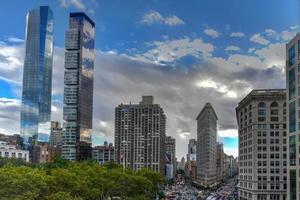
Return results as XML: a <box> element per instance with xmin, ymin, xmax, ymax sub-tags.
<box><xmin>0</xmin><ymin>0</ymin><xmax>299</xmax><ymax>159</ymax></box>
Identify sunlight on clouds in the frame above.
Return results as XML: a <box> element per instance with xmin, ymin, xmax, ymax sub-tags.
<box><xmin>177</xmin><ymin>129</ymin><xmax>190</xmax><ymax>139</ymax></box>
<box><xmin>218</xmin><ymin>129</ymin><xmax>238</xmax><ymax>138</ymax></box>
<box><xmin>196</xmin><ymin>79</ymin><xmax>238</xmax><ymax>98</ymax></box>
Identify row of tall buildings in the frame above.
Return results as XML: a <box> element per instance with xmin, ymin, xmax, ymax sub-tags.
<box><xmin>184</xmin><ymin>104</ymin><xmax>238</xmax><ymax>187</ymax></box>
<box><xmin>18</xmin><ymin>6</ymin><xmax>95</xmax><ymax>162</ymax></box>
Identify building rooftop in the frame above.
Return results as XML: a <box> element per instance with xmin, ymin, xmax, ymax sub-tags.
<box><xmin>70</xmin><ymin>12</ymin><xmax>95</xmax><ymax>27</ymax></box>
<box><xmin>237</xmin><ymin>89</ymin><xmax>286</xmax><ymax>108</ymax></box>
<box><xmin>196</xmin><ymin>102</ymin><xmax>218</xmax><ymax>120</ymax></box>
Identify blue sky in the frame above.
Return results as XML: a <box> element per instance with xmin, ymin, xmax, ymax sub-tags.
<box><xmin>0</xmin><ymin>0</ymin><xmax>299</xmax><ymax>158</ymax></box>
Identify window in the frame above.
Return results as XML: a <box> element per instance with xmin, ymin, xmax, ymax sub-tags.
<box><xmin>271</xmin><ymin>102</ymin><xmax>278</xmax><ymax>107</ymax></box>
<box><xmin>258</xmin><ymin>102</ymin><xmax>266</xmax><ymax>115</ymax></box>
<box><xmin>290</xmin><ymin>170</ymin><xmax>296</xmax><ymax>200</ymax></box>
<box><xmin>289</xmin><ymin>101</ymin><xmax>296</xmax><ymax>132</ymax></box>
<box><xmin>271</xmin><ymin>117</ymin><xmax>278</xmax><ymax>122</ymax></box>
<box><xmin>271</xmin><ymin>109</ymin><xmax>279</xmax><ymax>115</ymax></box>
<box><xmin>289</xmin><ymin>45</ymin><xmax>295</xmax><ymax>66</ymax></box>
<box><xmin>289</xmin><ymin>68</ymin><xmax>296</xmax><ymax>100</ymax></box>
<box><xmin>290</xmin><ymin>136</ymin><xmax>296</xmax><ymax>166</ymax></box>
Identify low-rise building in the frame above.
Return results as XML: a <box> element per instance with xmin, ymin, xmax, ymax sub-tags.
<box><xmin>0</xmin><ymin>141</ymin><xmax>29</xmax><ymax>162</ymax></box>
<box><xmin>92</xmin><ymin>142</ymin><xmax>115</xmax><ymax>164</ymax></box>
<box><xmin>32</xmin><ymin>142</ymin><xmax>58</xmax><ymax>163</ymax></box>
<box><xmin>0</xmin><ymin>133</ymin><xmax>23</xmax><ymax>149</ymax></box>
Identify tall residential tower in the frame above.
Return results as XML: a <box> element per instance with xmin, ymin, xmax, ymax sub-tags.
<box><xmin>20</xmin><ymin>6</ymin><xmax>53</xmax><ymax>152</ymax></box>
<box><xmin>62</xmin><ymin>12</ymin><xmax>95</xmax><ymax>161</ymax></box>
<box><xmin>115</xmin><ymin>96</ymin><xmax>166</xmax><ymax>175</ymax></box>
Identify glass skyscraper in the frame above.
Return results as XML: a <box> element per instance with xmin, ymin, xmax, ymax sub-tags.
<box><xmin>20</xmin><ymin>6</ymin><xmax>53</xmax><ymax>151</ymax></box>
<box><xmin>62</xmin><ymin>12</ymin><xmax>95</xmax><ymax>161</ymax></box>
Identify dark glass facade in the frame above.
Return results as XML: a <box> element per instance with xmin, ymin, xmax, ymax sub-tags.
<box><xmin>62</xmin><ymin>12</ymin><xmax>95</xmax><ymax>161</ymax></box>
<box><xmin>290</xmin><ymin>170</ymin><xmax>297</xmax><ymax>200</ymax></box>
<box><xmin>289</xmin><ymin>68</ymin><xmax>296</xmax><ymax>100</ymax></box>
<box><xmin>289</xmin><ymin>135</ymin><xmax>296</xmax><ymax>166</ymax></box>
<box><xmin>289</xmin><ymin>101</ymin><xmax>296</xmax><ymax>133</ymax></box>
<box><xmin>289</xmin><ymin>45</ymin><xmax>295</xmax><ymax>66</ymax></box>
<box><xmin>20</xmin><ymin>6</ymin><xmax>53</xmax><ymax>151</ymax></box>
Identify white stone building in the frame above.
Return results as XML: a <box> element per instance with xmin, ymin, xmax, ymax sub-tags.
<box><xmin>236</xmin><ymin>89</ymin><xmax>287</xmax><ymax>200</ymax></box>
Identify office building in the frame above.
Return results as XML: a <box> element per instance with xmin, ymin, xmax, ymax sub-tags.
<box><xmin>92</xmin><ymin>142</ymin><xmax>115</xmax><ymax>164</ymax></box>
<box><xmin>165</xmin><ymin>136</ymin><xmax>176</xmax><ymax>162</ymax></box>
<box><xmin>165</xmin><ymin>136</ymin><xmax>176</xmax><ymax>178</ymax></box>
<box><xmin>177</xmin><ymin>157</ymin><xmax>185</xmax><ymax>170</ymax></box>
<box><xmin>0</xmin><ymin>141</ymin><xmax>29</xmax><ymax>162</ymax></box>
<box><xmin>20</xmin><ymin>6</ymin><xmax>53</xmax><ymax>152</ymax></box>
<box><xmin>236</xmin><ymin>89</ymin><xmax>287</xmax><ymax>200</ymax></box>
<box><xmin>62</xmin><ymin>12</ymin><xmax>95</xmax><ymax>161</ymax></box>
<box><xmin>50</xmin><ymin>121</ymin><xmax>62</xmax><ymax>148</ymax></box>
<box><xmin>186</xmin><ymin>139</ymin><xmax>197</xmax><ymax>180</ymax></box>
<box><xmin>196</xmin><ymin>103</ymin><xmax>218</xmax><ymax>186</ymax></box>
<box><xmin>287</xmin><ymin>34</ymin><xmax>300</xmax><ymax>200</ymax></box>
<box><xmin>216</xmin><ymin>142</ymin><xmax>225</xmax><ymax>182</ymax></box>
<box><xmin>115</xmin><ymin>96</ymin><xmax>166</xmax><ymax>175</ymax></box>
<box><xmin>224</xmin><ymin>155</ymin><xmax>238</xmax><ymax>179</ymax></box>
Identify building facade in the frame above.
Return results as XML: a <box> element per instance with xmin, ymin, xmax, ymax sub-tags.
<box><xmin>216</xmin><ymin>142</ymin><xmax>225</xmax><ymax>182</ymax></box>
<box><xmin>0</xmin><ymin>141</ymin><xmax>29</xmax><ymax>162</ymax></box>
<box><xmin>62</xmin><ymin>12</ymin><xmax>95</xmax><ymax>161</ymax></box>
<box><xmin>196</xmin><ymin>103</ymin><xmax>218</xmax><ymax>186</ymax></box>
<box><xmin>50</xmin><ymin>121</ymin><xmax>62</xmax><ymax>148</ymax></box>
<box><xmin>287</xmin><ymin>33</ymin><xmax>300</xmax><ymax>200</ymax></box>
<box><xmin>115</xmin><ymin>96</ymin><xmax>166</xmax><ymax>175</ymax></box>
<box><xmin>32</xmin><ymin>142</ymin><xmax>57</xmax><ymax>163</ymax></box>
<box><xmin>20</xmin><ymin>6</ymin><xmax>53</xmax><ymax>151</ymax></box>
<box><xmin>186</xmin><ymin>139</ymin><xmax>197</xmax><ymax>180</ymax></box>
<box><xmin>92</xmin><ymin>142</ymin><xmax>115</xmax><ymax>164</ymax></box>
<box><xmin>236</xmin><ymin>89</ymin><xmax>287</xmax><ymax>200</ymax></box>
<box><xmin>0</xmin><ymin>133</ymin><xmax>23</xmax><ymax>149</ymax></box>
<box><xmin>165</xmin><ymin>136</ymin><xmax>176</xmax><ymax>178</ymax></box>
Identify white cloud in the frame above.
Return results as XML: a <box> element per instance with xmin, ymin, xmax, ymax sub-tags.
<box><xmin>164</xmin><ymin>16</ymin><xmax>185</xmax><ymax>26</ymax></box>
<box><xmin>230</xmin><ymin>32</ymin><xmax>245</xmax><ymax>38</ymax></box>
<box><xmin>196</xmin><ymin>79</ymin><xmax>238</xmax><ymax>99</ymax></box>
<box><xmin>281</xmin><ymin>30</ymin><xmax>297</xmax><ymax>41</ymax></box>
<box><xmin>250</xmin><ymin>33</ymin><xmax>270</xmax><ymax>45</ymax></box>
<box><xmin>290</xmin><ymin>25</ymin><xmax>299</xmax><ymax>30</ymax></box>
<box><xmin>254</xmin><ymin>43</ymin><xmax>285</xmax><ymax>70</ymax></box>
<box><xmin>265</xmin><ymin>29</ymin><xmax>277</xmax><ymax>37</ymax></box>
<box><xmin>225</xmin><ymin>45</ymin><xmax>240</xmax><ymax>52</ymax></box>
<box><xmin>204</xmin><ymin>28</ymin><xmax>220</xmax><ymax>38</ymax></box>
<box><xmin>140</xmin><ymin>10</ymin><xmax>184</xmax><ymax>26</ymax></box>
<box><xmin>7</xmin><ymin>37</ymin><xmax>24</xmax><ymax>43</ymax></box>
<box><xmin>0</xmin><ymin>98</ymin><xmax>21</xmax><ymax>135</ymax></box>
<box><xmin>135</xmin><ymin>37</ymin><xmax>214</xmax><ymax>64</ymax></box>
<box><xmin>58</xmin><ymin>0</ymin><xmax>86</xmax><ymax>10</ymax></box>
<box><xmin>177</xmin><ymin>129</ymin><xmax>191</xmax><ymax>139</ymax></box>
<box><xmin>218</xmin><ymin>129</ymin><xmax>238</xmax><ymax>138</ymax></box>
<box><xmin>248</xmin><ymin>48</ymin><xmax>256</xmax><ymax>53</ymax></box>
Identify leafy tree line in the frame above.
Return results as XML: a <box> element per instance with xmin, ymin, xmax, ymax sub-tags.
<box><xmin>0</xmin><ymin>157</ymin><xmax>165</xmax><ymax>200</ymax></box>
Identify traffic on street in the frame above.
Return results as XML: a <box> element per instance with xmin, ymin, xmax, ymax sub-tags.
<box><xmin>162</xmin><ymin>174</ymin><xmax>238</xmax><ymax>200</ymax></box>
